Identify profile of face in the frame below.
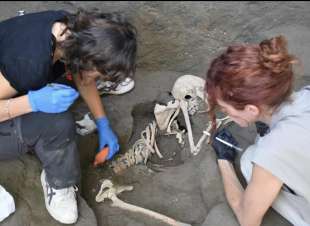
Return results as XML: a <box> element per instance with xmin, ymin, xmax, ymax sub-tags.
<box><xmin>216</xmin><ymin>98</ymin><xmax>260</xmax><ymax>127</ymax></box>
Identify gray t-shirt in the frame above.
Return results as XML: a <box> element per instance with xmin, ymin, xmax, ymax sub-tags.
<box><xmin>251</xmin><ymin>86</ymin><xmax>310</xmax><ymax>204</ymax></box>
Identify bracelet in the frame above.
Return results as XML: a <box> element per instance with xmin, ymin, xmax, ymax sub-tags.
<box><xmin>4</xmin><ymin>99</ymin><xmax>12</xmax><ymax>119</ymax></box>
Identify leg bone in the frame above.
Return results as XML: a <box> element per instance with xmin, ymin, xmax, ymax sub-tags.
<box><xmin>96</xmin><ymin>179</ymin><xmax>192</xmax><ymax>226</ymax></box>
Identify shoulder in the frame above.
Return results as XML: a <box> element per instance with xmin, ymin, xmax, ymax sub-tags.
<box><xmin>250</xmin><ymin>164</ymin><xmax>283</xmax><ymax>188</ymax></box>
<box><xmin>0</xmin><ymin>56</ymin><xmax>50</xmax><ymax>93</ymax></box>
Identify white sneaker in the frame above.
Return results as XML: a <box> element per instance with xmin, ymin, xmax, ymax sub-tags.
<box><xmin>96</xmin><ymin>77</ymin><xmax>135</xmax><ymax>95</ymax></box>
<box><xmin>0</xmin><ymin>185</ymin><xmax>15</xmax><ymax>222</ymax></box>
<box><xmin>40</xmin><ymin>170</ymin><xmax>78</xmax><ymax>224</ymax></box>
<box><xmin>75</xmin><ymin>112</ymin><xmax>97</xmax><ymax>136</ymax></box>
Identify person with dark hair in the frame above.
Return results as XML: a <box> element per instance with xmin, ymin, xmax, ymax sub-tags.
<box><xmin>0</xmin><ymin>8</ymin><xmax>137</xmax><ymax>224</ymax></box>
<box><xmin>205</xmin><ymin>35</ymin><xmax>310</xmax><ymax>226</ymax></box>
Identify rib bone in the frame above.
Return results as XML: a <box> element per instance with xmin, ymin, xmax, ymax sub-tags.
<box><xmin>96</xmin><ymin>179</ymin><xmax>192</xmax><ymax>226</ymax></box>
<box><xmin>111</xmin><ymin>121</ymin><xmax>163</xmax><ymax>174</ymax></box>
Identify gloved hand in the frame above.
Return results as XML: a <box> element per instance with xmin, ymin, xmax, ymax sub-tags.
<box><xmin>28</xmin><ymin>83</ymin><xmax>79</xmax><ymax>113</ymax></box>
<box><xmin>255</xmin><ymin>121</ymin><xmax>270</xmax><ymax>137</ymax></box>
<box><xmin>211</xmin><ymin>128</ymin><xmax>239</xmax><ymax>163</ymax></box>
<box><xmin>96</xmin><ymin>116</ymin><xmax>120</xmax><ymax>160</ymax></box>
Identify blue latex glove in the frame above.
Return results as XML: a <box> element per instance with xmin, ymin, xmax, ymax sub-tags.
<box><xmin>96</xmin><ymin>116</ymin><xmax>120</xmax><ymax>160</ymax></box>
<box><xmin>28</xmin><ymin>83</ymin><xmax>79</xmax><ymax>113</ymax></box>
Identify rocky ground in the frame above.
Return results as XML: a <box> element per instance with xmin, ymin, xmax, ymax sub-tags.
<box><xmin>1</xmin><ymin>1</ymin><xmax>310</xmax><ymax>226</ymax></box>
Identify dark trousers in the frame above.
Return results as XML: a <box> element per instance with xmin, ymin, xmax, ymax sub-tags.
<box><xmin>0</xmin><ymin>111</ymin><xmax>80</xmax><ymax>189</ymax></box>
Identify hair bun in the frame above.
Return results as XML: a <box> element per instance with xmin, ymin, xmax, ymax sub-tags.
<box><xmin>259</xmin><ymin>35</ymin><xmax>296</xmax><ymax>74</ymax></box>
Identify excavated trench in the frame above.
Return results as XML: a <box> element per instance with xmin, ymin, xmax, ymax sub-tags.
<box><xmin>1</xmin><ymin>2</ymin><xmax>308</xmax><ymax>226</ymax></box>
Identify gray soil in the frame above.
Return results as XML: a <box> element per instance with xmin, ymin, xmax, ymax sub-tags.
<box><xmin>1</xmin><ymin>1</ymin><xmax>310</xmax><ymax>226</ymax></box>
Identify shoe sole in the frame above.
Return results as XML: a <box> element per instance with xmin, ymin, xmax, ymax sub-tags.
<box><xmin>40</xmin><ymin>172</ymin><xmax>77</xmax><ymax>224</ymax></box>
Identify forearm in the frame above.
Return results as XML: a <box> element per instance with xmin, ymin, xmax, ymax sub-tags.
<box><xmin>218</xmin><ymin>160</ymin><xmax>247</xmax><ymax>224</ymax></box>
<box><xmin>74</xmin><ymin>78</ymin><xmax>105</xmax><ymax>119</ymax></box>
<box><xmin>0</xmin><ymin>95</ymin><xmax>32</xmax><ymax>122</ymax></box>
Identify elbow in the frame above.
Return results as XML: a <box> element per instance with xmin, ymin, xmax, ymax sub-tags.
<box><xmin>228</xmin><ymin>198</ymin><xmax>245</xmax><ymax>224</ymax></box>
<box><xmin>233</xmin><ymin>202</ymin><xmax>262</xmax><ymax>226</ymax></box>
<box><xmin>228</xmin><ymin>194</ymin><xmax>243</xmax><ymax>214</ymax></box>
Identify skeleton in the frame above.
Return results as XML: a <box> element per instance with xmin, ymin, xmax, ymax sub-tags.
<box><xmin>169</xmin><ymin>75</ymin><xmax>206</xmax><ymax>154</ymax></box>
<box><xmin>110</xmin><ymin>74</ymin><xmax>233</xmax><ymax>173</ymax></box>
<box><xmin>96</xmin><ymin>179</ymin><xmax>192</xmax><ymax>226</ymax></box>
<box><xmin>154</xmin><ymin>75</ymin><xmax>206</xmax><ymax>149</ymax></box>
<box><xmin>155</xmin><ymin>75</ymin><xmax>233</xmax><ymax>155</ymax></box>
<box><xmin>164</xmin><ymin>75</ymin><xmax>207</xmax><ymax>154</ymax></box>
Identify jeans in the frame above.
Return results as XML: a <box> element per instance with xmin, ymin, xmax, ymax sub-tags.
<box><xmin>0</xmin><ymin>111</ymin><xmax>80</xmax><ymax>189</ymax></box>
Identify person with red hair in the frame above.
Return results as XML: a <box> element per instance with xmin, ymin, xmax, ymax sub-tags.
<box><xmin>206</xmin><ymin>35</ymin><xmax>310</xmax><ymax>226</ymax></box>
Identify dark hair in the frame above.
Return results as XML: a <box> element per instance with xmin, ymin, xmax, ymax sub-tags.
<box><xmin>60</xmin><ymin>8</ymin><xmax>137</xmax><ymax>84</ymax></box>
<box><xmin>205</xmin><ymin>35</ymin><xmax>297</xmax><ymax>131</ymax></box>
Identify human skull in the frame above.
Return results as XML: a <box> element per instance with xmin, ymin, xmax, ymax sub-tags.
<box><xmin>171</xmin><ymin>75</ymin><xmax>207</xmax><ymax>115</ymax></box>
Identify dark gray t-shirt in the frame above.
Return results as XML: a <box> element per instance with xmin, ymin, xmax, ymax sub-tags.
<box><xmin>0</xmin><ymin>10</ymin><xmax>68</xmax><ymax>94</ymax></box>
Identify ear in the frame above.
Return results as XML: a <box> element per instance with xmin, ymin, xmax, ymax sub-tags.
<box><xmin>245</xmin><ymin>104</ymin><xmax>260</xmax><ymax>117</ymax></box>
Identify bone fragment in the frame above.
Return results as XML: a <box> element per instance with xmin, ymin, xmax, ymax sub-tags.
<box><xmin>96</xmin><ymin>179</ymin><xmax>191</xmax><ymax>226</ymax></box>
<box><xmin>192</xmin><ymin>116</ymin><xmax>233</xmax><ymax>155</ymax></box>
<box><xmin>193</xmin><ymin>131</ymin><xmax>208</xmax><ymax>155</ymax></box>
<box><xmin>167</xmin><ymin>105</ymin><xmax>181</xmax><ymax>134</ymax></box>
